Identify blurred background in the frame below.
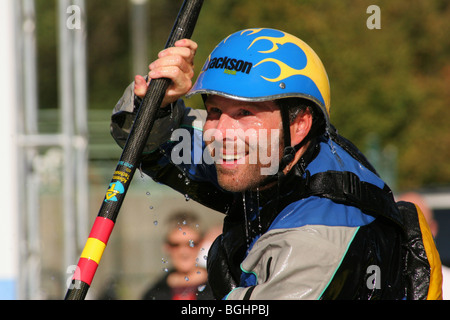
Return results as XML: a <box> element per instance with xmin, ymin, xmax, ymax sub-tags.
<box><xmin>1</xmin><ymin>0</ymin><xmax>449</xmax><ymax>299</ymax></box>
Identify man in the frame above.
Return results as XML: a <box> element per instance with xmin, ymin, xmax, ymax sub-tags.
<box><xmin>142</xmin><ymin>211</ymin><xmax>213</xmax><ymax>300</ymax></box>
<box><xmin>111</xmin><ymin>28</ymin><xmax>442</xmax><ymax>299</ymax></box>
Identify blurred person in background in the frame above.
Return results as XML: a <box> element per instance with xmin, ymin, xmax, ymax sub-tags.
<box><xmin>141</xmin><ymin>211</ymin><xmax>213</xmax><ymax>300</ymax></box>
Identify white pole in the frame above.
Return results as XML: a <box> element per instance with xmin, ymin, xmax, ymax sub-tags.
<box><xmin>22</xmin><ymin>0</ymin><xmax>42</xmax><ymax>300</ymax></box>
<box><xmin>58</xmin><ymin>0</ymin><xmax>77</xmax><ymax>275</ymax></box>
<box><xmin>0</xmin><ymin>0</ymin><xmax>20</xmax><ymax>300</ymax></box>
<box><xmin>130</xmin><ymin>0</ymin><xmax>149</xmax><ymax>76</ymax></box>
<box><xmin>73</xmin><ymin>0</ymin><xmax>90</xmax><ymax>250</ymax></box>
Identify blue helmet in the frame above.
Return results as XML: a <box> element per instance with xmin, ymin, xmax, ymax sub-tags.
<box><xmin>187</xmin><ymin>28</ymin><xmax>331</xmax><ymax>126</ymax></box>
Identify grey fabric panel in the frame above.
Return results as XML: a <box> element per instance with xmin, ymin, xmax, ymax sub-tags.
<box><xmin>226</xmin><ymin>225</ymin><xmax>359</xmax><ymax>300</ymax></box>
<box><xmin>113</xmin><ymin>81</ymin><xmax>135</xmax><ymax>114</ymax></box>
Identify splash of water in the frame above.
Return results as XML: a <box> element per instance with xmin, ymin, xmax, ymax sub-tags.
<box><xmin>242</xmin><ymin>192</ymin><xmax>250</xmax><ymax>249</ymax></box>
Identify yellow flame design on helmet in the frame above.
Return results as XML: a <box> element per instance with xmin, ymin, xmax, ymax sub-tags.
<box><xmin>247</xmin><ymin>31</ymin><xmax>330</xmax><ymax>114</ymax></box>
<box><xmin>241</xmin><ymin>28</ymin><xmax>264</xmax><ymax>37</ymax></box>
<box><xmin>248</xmin><ymin>32</ymin><xmax>299</xmax><ymax>54</ymax></box>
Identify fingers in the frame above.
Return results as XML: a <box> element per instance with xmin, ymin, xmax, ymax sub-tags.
<box><xmin>134</xmin><ymin>39</ymin><xmax>198</xmax><ymax>106</ymax></box>
<box><xmin>134</xmin><ymin>75</ymin><xmax>148</xmax><ymax>99</ymax></box>
<box><xmin>148</xmin><ymin>39</ymin><xmax>197</xmax><ymax>107</ymax></box>
<box><xmin>149</xmin><ymin>54</ymin><xmax>194</xmax><ymax>80</ymax></box>
<box><xmin>150</xmin><ymin>40</ymin><xmax>197</xmax><ymax>77</ymax></box>
<box><xmin>168</xmin><ymin>39</ymin><xmax>198</xmax><ymax>65</ymax></box>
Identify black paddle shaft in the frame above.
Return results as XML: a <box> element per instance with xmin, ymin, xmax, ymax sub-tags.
<box><xmin>101</xmin><ymin>0</ymin><xmax>204</xmax><ymax>223</ymax></box>
<box><xmin>64</xmin><ymin>0</ymin><xmax>204</xmax><ymax>300</ymax></box>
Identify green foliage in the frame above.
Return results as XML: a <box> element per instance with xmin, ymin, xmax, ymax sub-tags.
<box><xmin>34</xmin><ymin>0</ymin><xmax>450</xmax><ymax>190</ymax></box>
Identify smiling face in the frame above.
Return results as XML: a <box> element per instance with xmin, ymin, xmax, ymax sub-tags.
<box><xmin>203</xmin><ymin>95</ymin><xmax>284</xmax><ymax>192</ymax></box>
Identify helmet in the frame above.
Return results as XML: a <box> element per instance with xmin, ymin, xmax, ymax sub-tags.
<box><xmin>187</xmin><ymin>28</ymin><xmax>331</xmax><ymax>126</ymax></box>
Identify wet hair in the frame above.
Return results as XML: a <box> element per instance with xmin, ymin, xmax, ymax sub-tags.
<box><xmin>275</xmin><ymin>97</ymin><xmax>326</xmax><ymax>142</ymax></box>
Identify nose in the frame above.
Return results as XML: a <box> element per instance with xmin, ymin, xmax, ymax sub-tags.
<box><xmin>215</xmin><ymin>113</ymin><xmax>237</xmax><ymax>139</ymax></box>
<box><xmin>204</xmin><ymin>110</ymin><xmax>241</xmax><ymax>149</ymax></box>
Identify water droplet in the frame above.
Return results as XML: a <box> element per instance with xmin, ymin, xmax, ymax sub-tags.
<box><xmin>153</xmin><ymin>220</ymin><xmax>158</xmax><ymax>226</ymax></box>
<box><xmin>146</xmin><ymin>191</ymin><xmax>150</xmax><ymax>196</ymax></box>
<box><xmin>182</xmin><ymin>220</ymin><xmax>187</xmax><ymax>225</ymax></box>
<box><xmin>185</xmin><ymin>194</ymin><xmax>190</xmax><ymax>201</ymax></box>
<box><xmin>203</xmin><ymin>255</ymin><xmax>208</xmax><ymax>261</ymax></box>
<box><xmin>149</xmin><ymin>206</ymin><xmax>154</xmax><ymax>210</ymax></box>
<box><xmin>163</xmin><ymin>268</ymin><xmax>168</xmax><ymax>272</ymax></box>
<box><xmin>185</xmin><ymin>276</ymin><xmax>189</xmax><ymax>282</ymax></box>
<box><xmin>178</xmin><ymin>173</ymin><xmax>183</xmax><ymax>179</ymax></box>
<box><xmin>198</xmin><ymin>285</ymin><xmax>206</xmax><ymax>292</ymax></box>
<box><xmin>189</xmin><ymin>240</ymin><xmax>195</xmax><ymax>247</ymax></box>
<box><xmin>243</xmin><ymin>192</ymin><xmax>250</xmax><ymax>248</ymax></box>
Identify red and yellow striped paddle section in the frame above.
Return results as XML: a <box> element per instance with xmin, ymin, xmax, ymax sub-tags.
<box><xmin>67</xmin><ymin>217</ymin><xmax>115</xmax><ymax>298</ymax></box>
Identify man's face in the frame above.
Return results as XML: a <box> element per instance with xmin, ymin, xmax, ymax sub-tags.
<box><xmin>203</xmin><ymin>95</ymin><xmax>283</xmax><ymax>192</ymax></box>
<box><xmin>165</xmin><ymin>227</ymin><xmax>201</xmax><ymax>274</ymax></box>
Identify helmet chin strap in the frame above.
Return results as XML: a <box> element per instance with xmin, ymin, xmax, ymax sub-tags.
<box><xmin>256</xmin><ymin>108</ymin><xmax>309</xmax><ymax>189</ymax></box>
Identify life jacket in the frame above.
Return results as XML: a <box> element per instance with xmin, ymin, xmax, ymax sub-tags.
<box><xmin>326</xmin><ymin>127</ymin><xmax>442</xmax><ymax>299</ymax></box>
<box><xmin>207</xmin><ymin>127</ymin><xmax>443</xmax><ymax>300</ymax></box>
<box><xmin>129</xmin><ymin>102</ymin><xmax>442</xmax><ymax>299</ymax></box>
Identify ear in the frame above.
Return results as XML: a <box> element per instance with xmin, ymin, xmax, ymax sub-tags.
<box><xmin>289</xmin><ymin>108</ymin><xmax>313</xmax><ymax>147</ymax></box>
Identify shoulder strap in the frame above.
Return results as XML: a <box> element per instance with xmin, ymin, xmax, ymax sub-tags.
<box><xmin>302</xmin><ymin>170</ymin><xmax>404</xmax><ymax>228</ymax></box>
<box><xmin>304</xmin><ymin>127</ymin><xmax>403</xmax><ymax>227</ymax></box>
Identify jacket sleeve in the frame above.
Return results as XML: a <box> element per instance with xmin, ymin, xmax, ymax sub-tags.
<box><xmin>110</xmin><ymin>81</ymin><xmax>187</xmax><ymax>154</ymax></box>
<box><xmin>225</xmin><ymin>225</ymin><xmax>359</xmax><ymax>300</ymax></box>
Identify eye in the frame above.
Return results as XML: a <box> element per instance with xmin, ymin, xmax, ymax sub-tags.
<box><xmin>206</xmin><ymin>106</ymin><xmax>222</xmax><ymax>119</ymax></box>
<box><xmin>208</xmin><ymin>107</ymin><xmax>221</xmax><ymax>114</ymax></box>
<box><xmin>238</xmin><ymin>109</ymin><xmax>253</xmax><ymax>117</ymax></box>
